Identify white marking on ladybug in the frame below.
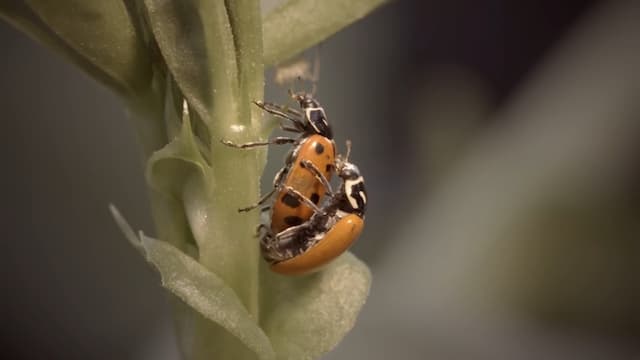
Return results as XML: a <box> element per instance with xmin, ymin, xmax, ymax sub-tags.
<box><xmin>345</xmin><ymin>176</ymin><xmax>364</xmax><ymax>209</ymax></box>
<box><xmin>359</xmin><ymin>190</ymin><xmax>367</xmax><ymax>204</ymax></box>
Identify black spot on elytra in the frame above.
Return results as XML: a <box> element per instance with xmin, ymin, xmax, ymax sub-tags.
<box><xmin>315</xmin><ymin>142</ymin><xmax>324</xmax><ymax>154</ymax></box>
<box><xmin>310</xmin><ymin>193</ymin><xmax>320</xmax><ymax>204</ymax></box>
<box><xmin>325</xmin><ymin>164</ymin><xmax>332</xmax><ymax>173</ymax></box>
<box><xmin>281</xmin><ymin>193</ymin><xmax>301</xmax><ymax>208</ymax></box>
<box><xmin>284</xmin><ymin>216</ymin><xmax>304</xmax><ymax>226</ymax></box>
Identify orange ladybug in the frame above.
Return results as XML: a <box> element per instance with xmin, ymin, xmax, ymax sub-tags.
<box><xmin>259</xmin><ymin>143</ymin><xmax>367</xmax><ymax>275</ymax></box>
<box><xmin>222</xmin><ymin>93</ymin><xmax>336</xmax><ymax>232</ymax></box>
<box><xmin>270</xmin><ymin>134</ymin><xmax>335</xmax><ymax>232</ymax></box>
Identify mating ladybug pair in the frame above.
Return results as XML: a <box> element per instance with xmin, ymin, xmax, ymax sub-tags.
<box><xmin>223</xmin><ymin>93</ymin><xmax>367</xmax><ymax>275</ymax></box>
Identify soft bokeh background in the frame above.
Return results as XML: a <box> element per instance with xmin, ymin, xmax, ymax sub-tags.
<box><xmin>1</xmin><ymin>0</ymin><xmax>638</xmax><ymax>359</ymax></box>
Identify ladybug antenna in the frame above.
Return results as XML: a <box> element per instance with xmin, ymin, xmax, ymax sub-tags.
<box><xmin>288</xmin><ymin>79</ymin><xmax>300</xmax><ymax>100</ymax></box>
<box><xmin>337</xmin><ymin>140</ymin><xmax>352</xmax><ymax>170</ymax></box>
<box><xmin>285</xmin><ymin>48</ymin><xmax>321</xmax><ymax>99</ymax></box>
<box><xmin>288</xmin><ymin>87</ymin><xmax>303</xmax><ymax>105</ymax></box>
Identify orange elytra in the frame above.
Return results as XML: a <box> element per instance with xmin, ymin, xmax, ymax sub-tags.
<box><xmin>270</xmin><ymin>134</ymin><xmax>335</xmax><ymax>232</ymax></box>
<box><xmin>270</xmin><ymin>214</ymin><xmax>364</xmax><ymax>275</ymax></box>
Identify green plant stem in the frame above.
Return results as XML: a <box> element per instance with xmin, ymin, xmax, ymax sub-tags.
<box><xmin>224</xmin><ymin>0</ymin><xmax>264</xmax><ymax>130</ymax></box>
<box><xmin>129</xmin><ymin>91</ymin><xmax>260</xmax><ymax>360</ymax></box>
<box><xmin>175</xmin><ymin>1</ymin><xmax>266</xmax><ymax>358</ymax></box>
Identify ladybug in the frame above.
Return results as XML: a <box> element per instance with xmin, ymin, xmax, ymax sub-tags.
<box><xmin>222</xmin><ymin>93</ymin><xmax>336</xmax><ymax>233</ymax></box>
<box><xmin>259</xmin><ymin>142</ymin><xmax>367</xmax><ymax>275</ymax></box>
<box><xmin>269</xmin><ymin>134</ymin><xmax>335</xmax><ymax>232</ymax></box>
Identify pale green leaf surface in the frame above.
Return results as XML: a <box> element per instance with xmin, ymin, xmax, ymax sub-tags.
<box><xmin>109</xmin><ymin>205</ymin><xmax>275</xmax><ymax>360</ymax></box>
<box><xmin>146</xmin><ymin>103</ymin><xmax>211</xmax><ymax>199</ymax></box>
<box><xmin>261</xmin><ymin>252</ymin><xmax>371</xmax><ymax>359</ymax></box>
<box><xmin>139</xmin><ymin>233</ymin><xmax>275</xmax><ymax>360</ymax></box>
<box><xmin>22</xmin><ymin>0</ymin><xmax>151</xmax><ymax>95</ymax></box>
<box><xmin>110</xmin><ymin>204</ymin><xmax>371</xmax><ymax>360</ymax></box>
<box><xmin>263</xmin><ymin>0</ymin><xmax>389</xmax><ymax>66</ymax></box>
<box><xmin>143</xmin><ymin>0</ymin><xmax>240</xmax><ymax>130</ymax></box>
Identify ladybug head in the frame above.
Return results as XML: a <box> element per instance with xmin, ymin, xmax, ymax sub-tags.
<box><xmin>291</xmin><ymin>93</ymin><xmax>332</xmax><ymax>138</ymax></box>
<box><xmin>335</xmin><ymin>141</ymin><xmax>366</xmax><ymax>216</ymax></box>
<box><xmin>292</xmin><ymin>92</ymin><xmax>320</xmax><ymax>109</ymax></box>
<box><xmin>338</xmin><ymin>162</ymin><xmax>361</xmax><ymax>181</ymax></box>
<box><xmin>337</xmin><ymin>162</ymin><xmax>367</xmax><ymax>217</ymax></box>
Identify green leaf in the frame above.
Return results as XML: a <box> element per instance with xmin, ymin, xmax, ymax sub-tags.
<box><xmin>109</xmin><ymin>204</ymin><xmax>143</xmax><ymax>252</ymax></box>
<box><xmin>263</xmin><ymin>0</ymin><xmax>389</xmax><ymax>66</ymax></box>
<box><xmin>139</xmin><ymin>233</ymin><xmax>275</xmax><ymax>360</ymax></box>
<box><xmin>111</xmin><ymin>203</ymin><xmax>371</xmax><ymax>359</ymax></box>
<box><xmin>109</xmin><ymin>205</ymin><xmax>275</xmax><ymax>360</ymax></box>
<box><xmin>146</xmin><ymin>100</ymin><xmax>211</xmax><ymax>199</ymax></box>
<box><xmin>142</xmin><ymin>0</ymin><xmax>240</xmax><ymax>131</ymax></box>
<box><xmin>0</xmin><ymin>3</ymin><xmax>78</xmax><ymax>69</ymax></box>
<box><xmin>12</xmin><ymin>0</ymin><xmax>152</xmax><ymax>95</ymax></box>
<box><xmin>261</xmin><ymin>253</ymin><xmax>371</xmax><ymax>359</ymax></box>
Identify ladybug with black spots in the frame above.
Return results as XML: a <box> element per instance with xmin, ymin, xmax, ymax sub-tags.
<box><xmin>222</xmin><ymin>92</ymin><xmax>336</xmax><ymax>233</ymax></box>
<box><xmin>258</xmin><ymin>141</ymin><xmax>367</xmax><ymax>275</ymax></box>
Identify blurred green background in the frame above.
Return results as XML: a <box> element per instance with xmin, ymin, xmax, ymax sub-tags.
<box><xmin>1</xmin><ymin>0</ymin><xmax>638</xmax><ymax>359</ymax></box>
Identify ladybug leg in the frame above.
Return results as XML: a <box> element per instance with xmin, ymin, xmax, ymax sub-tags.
<box><xmin>282</xmin><ymin>185</ymin><xmax>327</xmax><ymax>216</ymax></box>
<box><xmin>253</xmin><ymin>100</ymin><xmax>306</xmax><ymax>129</ymax></box>
<box><xmin>255</xmin><ymin>223</ymin><xmax>270</xmax><ymax>237</ymax></box>
<box><xmin>259</xmin><ymin>99</ymin><xmax>303</xmax><ymax>117</ymax></box>
<box><xmin>336</xmin><ymin>140</ymin><xmax>353</xmax><ymax>167</ymax></box>
<box><xmin>259</xmin><ymin>233</ymin><xmax>279</xmax><ymax>262</ymax></box>
<box><xmin>281</xmin><ymin>104</ymin><xmax>303</xmax><ymax>117</ymax></box>
<box><xmin>266</xmin><ymin>223</ymin><xmax>308</xmax><ymax>261</ymax></box>
<box><xmin>240</xmin><ymin>166</ymin><xmax>286</xmax><ymax>211</ymax></box>
<box><xmin>238</xmin><ymin>167</ymin><xmax>287</xmax><ymax>212</ymax></box>
<box><xmin>260</xmin><ymin>229</ymin><xmax>295</xmax><ymax>263</ymax></box>
<box><xmin>238</xmin><ymin>187</ymin><xmax>277</xmax><ymax>212</ymax></box>
<box><xmin>279</xmin><ymin>123</ymin><xmax>303</xmax><ymax>133</ymax></box>
<box><xmin>221</xmin><ymin>136</ymin><xmax>296</xmax><ymax>149</ymax></box>
<box><xmin>300</xmin><ymin>159</ymin><xmax>334</xmax><ymax>196</ymax></box>
<box><xmin>274</xmin><ymin>223</ymin><xmax>305</xmax><ymax>245</ymax></box>
<box><xmin>271</xmin><ymin>166</ymin><xmax>287</xmax><ymax>188</ymax></box>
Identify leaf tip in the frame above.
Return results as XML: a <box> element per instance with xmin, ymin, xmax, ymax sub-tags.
<box><xmin>109</xmin><ymin>203</ymin><xmax>142</xmax><ymax>249</ymax></box>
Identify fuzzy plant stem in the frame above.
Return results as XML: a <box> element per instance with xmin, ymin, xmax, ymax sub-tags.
<box><xmin>127</xmin><ymin>2</ymin><xmax>266</xmax><ymax>357</ymax></box>
<box><xmin>130</xmin><ymin>82</ymin><xmax>266</xmax><ymax>360</ymax></box>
